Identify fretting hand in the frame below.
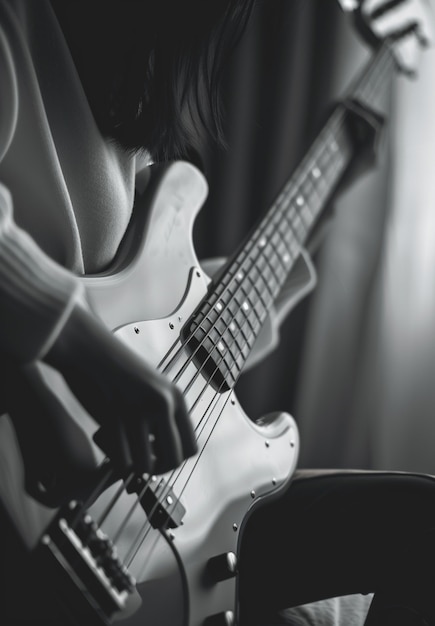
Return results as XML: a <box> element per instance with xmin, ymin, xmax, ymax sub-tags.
<box><xmin>338</xmin><ymin>0</ymin><xmax>434</xmax><ymax>75</ymax></box>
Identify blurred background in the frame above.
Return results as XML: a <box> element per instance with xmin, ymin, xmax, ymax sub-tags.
<box><xmin>192</xmin><ymin>0</ymin><xmax>435</xmax><ymax>473</ymax></box>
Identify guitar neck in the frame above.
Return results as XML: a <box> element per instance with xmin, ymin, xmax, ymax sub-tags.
<box><xmin>187</xmin><ymin>41</ymin><xmax>395</xmax><ymax>391</ymax></box>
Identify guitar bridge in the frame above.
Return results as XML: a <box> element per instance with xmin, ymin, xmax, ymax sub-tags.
<box><xmin>37</xmin><ymin>502</ymin><xmax>140</xmax><ymax>625</ymax></box>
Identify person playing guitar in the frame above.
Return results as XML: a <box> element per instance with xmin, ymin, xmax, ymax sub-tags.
<box><xmin>0</xmin><ymin>1</ymin><xmax>433</xmax><ymax>624</ymax></box>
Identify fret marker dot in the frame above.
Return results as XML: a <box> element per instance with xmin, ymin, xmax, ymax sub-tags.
<box><xmin>242</xmin><ymin>302</ymin><xmax>249</xmax><ymax>312</ymax></box>
<box><xmin>296</xmin><ymin>195</ymin><xmax>304</xmax><ymax>206</ymax></box>
<box><xmin>312</xmin><ymin>167</ymin><xmax>321</xmax><ymax>179</ymax></box>
<box><xmin>217</xmin><ymin>341</ymin><xmax>225</xmax><ymax>353</ymax></box>
<box><xmin>283</xmin><ymin>253</ymin><xmax>290</xmax><ymax>264</ymax></box>
<box><xmin>258</xmin><ymin>237</ymin><xmax>266</xmax><ymax>248</ymax></box>
<box><xmin>216</xmin><ymin>301</ymin><xmax>223</xmax><ymax>312</ymax></box>
<box><xmin>236</xmin><ymin>271</ymin><xmax>244</xmax><ymax>281</ymax></box>
<box><xmin>229</xmin><ymin>322</ymin><xmax>236</xmax><ymax>332</ymax></box>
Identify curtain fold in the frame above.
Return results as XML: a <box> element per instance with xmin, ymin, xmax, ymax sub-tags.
<box><xmin>196</xmin><ymin>0</ymin><xmax>344</xmax><ymax>420</ymax></box>
<box><xmin>195</xmin><ymin>0</ymin><xmax>435</xmax><ymax>474</ymax></box>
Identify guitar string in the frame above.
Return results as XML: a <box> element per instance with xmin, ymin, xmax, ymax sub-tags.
<box><xmin>155</xmin><ymin>41</ymin><xmax>394</xmax><ymax>395</ymax></box>
<box><xmin>120</xmin><ymin>41</ymin><xmax>394</xmax><ymax>437</ymax></box>
<box><xmin>72</xmin><ymin>41</ymin><xmax>392</xmax><ymax>575</ymax></box>
<box><xmin>86</xmin><ymin>38</ymin><xmax>393</xmax><ymax>555</ymax></box>
<box><xmin>99</xmin><ymin>43</ymin><xmax>395</xmax><ymax>579</ymax></box>
<box><xmin>131</xmin><ymin>384</ymin><xmax>236</xmax><ymax>580</ymax></box>
<box><xmin>125</xmin><ymin>132</ymin><xmax>358</xmax><ymax>570</ymax></box>
<box><xmin>110</xmin><ymin>346</ymin><xmax>230</xmax><ymax>550</ymax></box>
<box><xmin>86</xmin><ymin>93</ymin><xmax>343</xmax><ymax>537</ymax></box>
<box><xmin>117</xmin><ymin>39</ymin><xmax>395</xmax><ymax>575</ymax></box>
<box><xmin>69</xmin><ymin>458</ymin><xmax>115</xmax><ymax>528</ymax></box>
<box><xmin>90</xmin><ymin>107</ymin><xmax>347</xmax><ymax>557</ymax></box>
<box><xmin>70</xmin><ymin>40</ymin><xmax>393</xmax><ymax>581</ymax></box>
<box><xmin>153</xmin><ymin>81</ymin><xmax>375</xmax><ymax>415</ymax></box>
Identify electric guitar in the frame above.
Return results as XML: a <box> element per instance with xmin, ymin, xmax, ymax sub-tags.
<box><xmin>0</xmin><ymin>40</ymin><xmax>394</xmax><ymax>626</ymax></box>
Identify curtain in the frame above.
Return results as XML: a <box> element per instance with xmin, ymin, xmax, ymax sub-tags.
<box><xmin>295</xmin><ymin>0</ymin><xmax>435</xmax><ymax>473</ymax></box>
<box><xmin>196</xmin><ymin>0</ymin><xmax>393</xmax><ymax>468</ymax></box>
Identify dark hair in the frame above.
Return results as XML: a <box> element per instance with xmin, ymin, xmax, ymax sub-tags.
<box><xmin>51</xmin><ymin>0</ymin><xmax>255</xmax><ymax>161</ymax></box>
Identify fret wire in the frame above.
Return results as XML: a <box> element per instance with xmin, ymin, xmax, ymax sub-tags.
<box><xmin>267</xmin><ymin>247</ymin><xmax>288</xmax><ymax>281</ymax></box>
<box><xmin>260</xmin><ymin>242</ymin><xmax>287</xmax><ymax>279</ymax></box>
<box><xmin>271</xmin><ymin>229</ymin><xmax>291</xmax><ymax>262</ymax></box>
<box><xmin>238</xmin><ymin>278</ymin><xmax>267</xmax><ymax>324</ymax></box>
<box><xmin>223</xmin><ymin>321</ymin><xmax>244</xmax><ymax>360</ymax></box>
<box><xmin>231</xmin><ymin>322</ymin><xmax>251</xmax><ymax>357</ymax></box>
<box><xmin>278</xmin><ymin>200</ymin><xmax>306</xmax><ymax>243</ymax></box>
<box><xmin>198</xmin><ymin>301</ymin><xmax>251</xmax><ymax>366</ymax></box>
<box><xmin>259</xmin><ymin>256</ymin><xmax>281</xmax><ymax>292</ymax></box>
<box><xmin>234</xmin><ymin>293</ymin><xmax>258</xmax><ymax>334</ymax></box>
<box><xmin>228</xmin><ymin>299</ymin><xmax>254</xmax><ymax>347</ymax></box>
<box><xmin>228</xmin><ymin>341</ymin><xmax>244</xmax><ymax>372</ymax></box>
<box><xmin>189</xmin><ymin>44</ymin><xmax>395</xmax><ymax>387</ymax></box>
<box><xmin>276</xmin><ymin>204</ymin><xmax>301</xmax><ymax>251</ymax></box>
<box><xmin>238</xmin><ymin>275</ymin><xmax>254</xmax><ymax>300</ymax></box>
<box><xmin>260</xmin><ymin>44</ymin><xmax>391</xmax><ymax>271</ymax></box>
<box><xmin>215</xmin><ymin>282</ymin><xmax>267</xmax><ymax>381</ymax></box>
<box><xmin>251</xmin><ymin>277</ymin><xmax>270</xmax><ymax>311</ymax></box>
<box><xmin>353</xmin><ymin>42</ymin><xmax>394</xmax><ymax>104</ymax></box>
<box><xmin>253</xmin><ymin>269</ymin><xmax>275</xmax><ymax>305</ymax></box>
<box><xmin>271</xmin><ymin>204</ymin><xmax>301</xmax><ymax>255</ymax></box>
<box><xmin>297</xmin><ymin>198</ymin><xmax>313</xmax><ymax>227</ymax></box>
<box><xmin>206</xmin><ymin>111</ymin><xmax>343</xmax><ymax>363</ymax></box>
<box><xmin>217</xmin><ymin>339</ymin><xmax>245</xmax><ymax>379</ymax></box>
<box><xmin>249</xmin><ymin>264</ymin><xmax>275</xmax><ymax>301</ymax></box>
<box><xmin>273</xmin><ymin>233</ymin><xmax>293</xmax><ymax>268</ymax></box>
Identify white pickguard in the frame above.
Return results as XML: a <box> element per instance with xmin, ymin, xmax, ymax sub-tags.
<box><xmin>0</xmin><ymin>161</ymin><xmax>300</xmax><ymax>626</ymax></box>
<box><xmin>82</xmin><ymin>161</ymin><xmax>300</xmax><ymax>626</ymax></box>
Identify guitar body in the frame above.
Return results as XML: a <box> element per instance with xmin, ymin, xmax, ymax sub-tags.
<box><xmin>85</xmin><ymin>161</ymin><xmax>300</xmax><ymax>626</ymax></box>
<box><xmin>0</xmin><ymin>161</ymin><xmax>299</xmax><ymax>626</ymax></box>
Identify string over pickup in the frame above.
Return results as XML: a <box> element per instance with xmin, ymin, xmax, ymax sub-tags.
<box><xmin>135</xmin><ymin>474</ymin><xmax>186</xmax><ymax>529</ymax></box>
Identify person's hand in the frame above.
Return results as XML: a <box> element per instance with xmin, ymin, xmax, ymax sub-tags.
<box><xmin>3</xmin><ymin>360</ymin><xmax>101</xmax><ymax>507</ymax></box>
<box><xmin>338</xmin><ymin>0</ymin><xmax>434</xmax><ymax>75</ymax></box>
<box><xmin>45</xmin><ymin>303</ymin><xmax>197</xmax><ymax>480</ymax></box>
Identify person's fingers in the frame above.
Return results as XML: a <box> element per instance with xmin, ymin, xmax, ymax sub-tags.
<box><xmin>5</xmin><ymin>363</ymin><xmax>99</xmax><ymax>506</ymax></box>
<box><xmin>151</xmin><ymin>418</ymin><xmax>183</xmax><ymax>474</ymax></box>
<box><xmin>338</xmin><ymin>0</ymin><xmax>360</xmax><ymax>11</ymax></box>
<box><xmin>93</xmin><ymin>421</ymin><xmax>133</xmax><ymax>475</ymax></box>
<box><xmin>132</xmin><ymin>388</ymin><xmax>195</xmax><ymax>476</ymax></box>
<box><xmin>173</xmin><ymin>388</ymin><xmax>197</xmax><ymax>460</ymax></box>
<box><xmin>392</xmin><ymin>34</ymin><xmax>422</xmax><ymax>75</ymax></box>
<box><xmin>362</xmin><ymin>0</ymin><xmax>433</xmax><ymax>45</ymax></box>
<box><xmin>357</xmin><ymin>0</ymin><xmax>433</xmax><ymax>73</ymax></box>
<box><xmin>128</xmin><ymin>417</ymin><xmax>156</xmax><ymax>474</ymax></box>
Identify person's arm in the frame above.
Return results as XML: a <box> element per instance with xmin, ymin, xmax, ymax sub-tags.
<box><xmin>0</xmin><ymin>184</ymin><xmax>196</xmax><ymax>485</ymax></box>
<box><xmin>0</xmin><ymin>184</ymin><xmax>84</xmax><ymax>363</ymax></box>
<box><xmin>0</xmin><ymin>17</ymin><xmax>196</xmax><ymax>505</ymax></box>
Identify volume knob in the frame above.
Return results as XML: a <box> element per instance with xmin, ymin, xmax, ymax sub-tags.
<box><xmin>207</xmin><ymin>552</ymin><xmax>238</xmax><ymax>583</ymax></box>
<box><xmin>203</xmin><ymin>610</ymin><xmax>235</xmax><ymax>626</ymax></box>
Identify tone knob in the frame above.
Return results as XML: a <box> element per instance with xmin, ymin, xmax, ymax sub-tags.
<box><xmin>207</xmin><ymin>551</ymin><xmax>238</xmax><ymax>582</ymax></box>
<box><xmin>203</xmin><ymin>610</ymin><xmax>235</xmax><ymax>626</ymax></box>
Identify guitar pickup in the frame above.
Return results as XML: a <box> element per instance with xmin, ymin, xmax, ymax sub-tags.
<box><xmin>134</xmin><ymin>475</ymin><xmax>186</xmax><ymax>529</ymax></box>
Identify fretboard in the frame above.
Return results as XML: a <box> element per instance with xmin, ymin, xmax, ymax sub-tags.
<box><xmin>186</xmin><ymin>41</ymin><xmax>396</xmax><ymax>391</ymax></box>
